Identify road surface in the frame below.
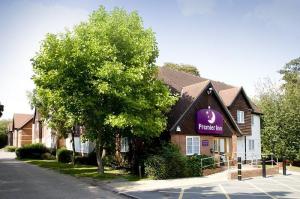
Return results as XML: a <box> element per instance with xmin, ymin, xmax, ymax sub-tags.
<box><xmin>0</xmin><ymin>150</ymin><xmax>126</xmax><ymax>199</ymax></box>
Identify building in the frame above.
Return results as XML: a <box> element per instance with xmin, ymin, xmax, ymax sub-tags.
<box><xmin>32</xmin><ymin>109</ymin><xmax>94</xmax><ymax>154</ymax></box>
<box><xmin>157</xmin><ymin>67</ymin><xmax>262</xmax><ymax>161</ymax></box>
<box><xmin>11</xmin><ymin>113</ymin><xmax>33</xmax><ymax>147</ymax></box>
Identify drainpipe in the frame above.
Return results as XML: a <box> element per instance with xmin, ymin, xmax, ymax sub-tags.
<box><xmin>244</xmin><ymin>136</ymin><xmax>247</xmax><ymax>164</ymax></box>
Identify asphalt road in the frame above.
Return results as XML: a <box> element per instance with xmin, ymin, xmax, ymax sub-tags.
<box><xmin>0</xmin><ymin>150</ymin><xmax>125</xmax><ymax>199</ymax></box>
<box><xmin>126</xmin><ymin>173</ymin><xmax>300</xmax><ymax>199</ymax></box>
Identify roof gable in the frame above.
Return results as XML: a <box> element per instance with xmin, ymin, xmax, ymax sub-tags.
<box><xmin>13</xmin><ymin>113</ymin><xmax>33</xmax><ymax>130</ymax></box>
<box><xmin>169</xmin><ymin>81</ymin><xmax>242</xmax><ymax>136</ymax></box>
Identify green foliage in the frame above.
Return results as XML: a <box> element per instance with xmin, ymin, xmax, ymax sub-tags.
<box><xmin>57</xmin><ymin>148</ymin><xmax>72</xmax><ymax>163</ymax></box>
<box><xmin>0</xmin><ymin>120</ymin><xmax>10</xmax><ymax>148</ymax></box>
<box><xmin>163</xmin><ymin>62</ymin><xmax>200</xmax><ymax>76</ymax></box>
<box><xmin>3</xmin><ymin>145</ymin><xmax>17</xmax><ymax>152</ymax></box>
<box><xmin>16</xmin><ymin>143</ymin><xmax>49</xmax><ymax>159</ymax></box>
<box><xmin>185</xmin><ymin>154</ymin><xmax>215</xmax><ymax>177</ymax></box>
<box><xmin>31</xmin><ymin>6</ymin><xmax>177</xmax><ymax>173</ymax></box>
<box><xmin>161</xmin><ymin>143</ymin><xmax>186</xmax><ymax>178</ymax></box>
<box><xmin>256</xmin><ymin>57</ymin><xmax>300</xmax><ymax>161</ymax></box>
<box><xmin>144</xmin><ymin>155</ymin><xmax>167</xmax><ymax>179</ymax></box>
<box><xmin>41</xmin><ymin>152</ymin><xmax>56</xmax><ymax>160</ymax></box>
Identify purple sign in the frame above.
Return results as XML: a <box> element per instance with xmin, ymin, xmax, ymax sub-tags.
<box><xmin>202</xmin><ymin>140</ymin><xmax>209</xmax><ymax>146</ymax></box>
<box><xmin>196</xmin><ymin>108</ymin><xmax>223</xmax><ymax>134</ymax></box>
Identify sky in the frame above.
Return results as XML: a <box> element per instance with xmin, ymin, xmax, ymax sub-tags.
<box><xmin>0</xmin><ymin>0</ymin><xmax>299</xmax><ymax>119</ymax></box>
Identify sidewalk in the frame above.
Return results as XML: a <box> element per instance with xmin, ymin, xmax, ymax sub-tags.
<box><xmin>106</xmin><ymin>170</ymin><xmax>229</xmax><ymax>193</ymax></box>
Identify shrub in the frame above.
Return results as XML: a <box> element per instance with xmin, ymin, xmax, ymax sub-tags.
<box><xmin>185</xmin><ymin>154</ymin><xmax>215</xmax><ymax>176</ymax></box>
<box><xmin>41</xmin><ymin>152</ymin><xmax>56</xmax><ymax>160</ymax></box>
<box><xmin>4</xmin><ymin>145</ymin><xmax>17</xmax><ymax>152</ymax></box>
<box><xmin>144</xmin><ymin>143</ymin><xmax>187</xmax><ymax>179</ymax></box>
<box><xmin>57</xmin><ymin>148</ymin><xmax>72</xmax><ymax>163</ymax></box>
<box><xmin>16</xmin><ymin>143</ymin><xmax>49</xmax><ymax>159</ymax></box>
<box><xmin>161</xmin><ymin>143</ymin><xmax>187</xmax><ymax>178</ymax></box>
<box><xmin>145</xmin><ymin>155</ymin><xmax>167</xmax><ymax>179</ymax></box>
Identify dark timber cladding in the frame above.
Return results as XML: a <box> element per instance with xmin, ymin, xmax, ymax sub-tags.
<box><xmin>228</xmin><ymin>92</ymin><xmax>252</xmax><ymax>135</ymax></box>
<box><xmin>169</xmin><ymin>82</ymin><xmax>238</xmax><ymax>137</ymax></box>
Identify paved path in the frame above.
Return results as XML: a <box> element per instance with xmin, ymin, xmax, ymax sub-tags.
<box><xmin>0</xmin><ymin>150</ymin><xmax>125</xmax><ymax>199</ymax></box>
<box><xmin>122</xmin><ymin>173</ymin><xmax>300</xmax><ymax>199</ymax></box>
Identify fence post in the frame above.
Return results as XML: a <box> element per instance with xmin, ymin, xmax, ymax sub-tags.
<box><xmin>271</xmin><ymin>154</ymin><xmax>273</xmax><ymax>168</ymax></box>
<box><xmin>283</xmin><ymin>156</ymin><xmax>287</xmax><ymax>176</ymax></box>
<box><xmin>262</xmin><ymin>157</ymin><xmax>266</xmax><ymax>178</ymax></box>
<box><xmin>238</xmin><ymin>157</ymin><xmax>242</xmax><ymax>181</ymax></box>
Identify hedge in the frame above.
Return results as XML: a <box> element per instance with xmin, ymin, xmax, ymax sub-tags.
<box><xmin>15</xmin><ymin>143</ymin><xmax>49</xmax><ymax>159</ymax></box>
<box><xmin>57</xmin><ymin>148</ymin><xmax>72</xmax><ymax>163</ymax></box>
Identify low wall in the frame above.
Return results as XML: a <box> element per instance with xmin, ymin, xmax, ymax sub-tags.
<box><xmin>228</xmin><ymin>166</ymin><xmax>279</xmax><ymax>180</ymax></box>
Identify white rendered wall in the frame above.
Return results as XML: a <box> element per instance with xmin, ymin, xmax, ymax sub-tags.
<box><xmin>66</xmin><ymin>134</ymin><xmax>94</xmax><ymax>154</ymax></box>
<box><xmin>236</xmin><ymin>114</ymin><xmax>261</xmax><ymax>161</ymax></box>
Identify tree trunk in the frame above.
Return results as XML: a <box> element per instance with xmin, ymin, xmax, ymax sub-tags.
<box><xmin>71</xmin><ymin>127</ymin><xmax>76</xmax><ymax>166</ymax></box>
<box><xmin>96</xmin><ymin>134</ymin><xmax>104</xmax><ymax>174</ymax></box>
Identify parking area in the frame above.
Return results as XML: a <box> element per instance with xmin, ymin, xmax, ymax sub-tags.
<box><xmin>125</xmin><ymin>174</ymin><xmax>300</xmax><ymax>199</ymax></box>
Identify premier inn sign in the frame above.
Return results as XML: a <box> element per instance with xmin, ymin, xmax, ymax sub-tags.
<box><xmin>196</xmin><ymin>108</ymin><xmax>223</xmax><ymax>134</ymax></box>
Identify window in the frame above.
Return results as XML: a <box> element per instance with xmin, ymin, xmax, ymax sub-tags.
<box><xmin>213</xmin><ymin>139</ymin><xmax>219</xmax><ymax>152</ymax></box>
<box><xmin>186</xmin><ymin>136</ymin><xmax>200</xmax><ymax>155</ymax></box>
<box><xmin>237</xmin><ymin>110</ymin><xmax>245</xmax><ymax>124</ymax></box>
<box><xmin>121</xmin><ymin>137</ymin><xmax>129</xmax><ymax>153</ymax></box>
<box><xmin>248</xmin><ymin>139</ymin><xmax>255</xmax><ymax>151</ymax></box>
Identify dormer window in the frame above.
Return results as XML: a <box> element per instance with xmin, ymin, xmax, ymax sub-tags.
<box><xmin>237</xmin><ymin>110</ymin><xmax>245</xmax><ymax>124</ymax></box>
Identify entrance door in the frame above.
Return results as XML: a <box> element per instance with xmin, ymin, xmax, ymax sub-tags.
<box><xmin>219</xmin><ymin>139</ymin><xmax>225</xmax><ymax>153</ymax></box>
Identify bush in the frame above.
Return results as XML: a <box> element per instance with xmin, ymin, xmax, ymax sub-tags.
<box><xmin>4</xmin><ymin>145</ymin><xmax>17</xmax><ymax>152</ymax></box>
<box><xmin>161</xmin><ymin>144</ymin><xmax>187</xmax><ymax>178</ymax></box>
<box><xmin>41</xmin><ymin>152</ymin><xmax>56</xmax><ymax>160</ymax></box>
<box><xmin>185</xmin><ymin>154</ymin><xmax>214</xmax><ymax>176</ymax></box>
<box><xmin>57</xmin><ymin>148</ymin><xmax>72</xmax><ymax>163</ymax></box>
<box><xmin>145</xmin><ymin>143</ymin><xmax>187</xmax><ymax>179</ymax></box>
<box><xmin>145</xmin><ymin>155</ymin><xmax>167</xmax><ymax>179</ymax></box>
<box><xmin>16</xmin><ymin>143</ymin><xmax>49</xmax><ymax>159</ymax></box>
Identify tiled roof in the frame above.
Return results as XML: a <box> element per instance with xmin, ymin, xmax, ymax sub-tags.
<box><xmin>219</xmin><ymin>87</ymin><xmax>241</xmax><ymax>107</ymax></box>
<box><xmin>13</xmin><ymin>113</ymin><xmax>33</xmax><ymax>129</ymax></box>
<box><xmin>158</xmin><ymin>66</ymin><xmax>261</xmax><ymax>113</ymax></box>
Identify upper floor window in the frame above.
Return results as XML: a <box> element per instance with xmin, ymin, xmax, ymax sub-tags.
<box><xmin>248</xmin><ymin>139</ymin><xmax>255</xmax><ymax>150</ymax></box>
<box><xmin>237</xmin><ymin>110</ymin><xmax>245</xmax><ymax>124</ymax></box>
<box><xmin>121</xmin><ymin>137</ymin><xmax>129</xmax><ymax>153</ymax></box>
<box><xmin>186</xmin><ymin>136</ymin><xmax>200</xmax><ymax>155</ymax></box>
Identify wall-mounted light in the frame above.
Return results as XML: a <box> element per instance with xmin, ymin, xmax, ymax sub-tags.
<box><xmin>176</xmin><ymin>126</ymin><xmax>181</xmax><ymax>132</ymax></box>
<box><xmin>207</xmin><ymin>87</ymin><xmax>213</xmax><ymax>95</ymax></box>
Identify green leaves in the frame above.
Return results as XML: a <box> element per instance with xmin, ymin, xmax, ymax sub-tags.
<box><xmin>31</xmin><ymin>6</ymin><xmax>177</xmax><ymax>146</ymax></box>
<box><xmin>256</xmin><ymin>58</ymin><xmax>300</xmax><ymax>161</ymax></box>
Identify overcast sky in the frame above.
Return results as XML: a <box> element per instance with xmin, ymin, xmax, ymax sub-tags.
<box><xmin>0</xmin><ymin>0</ymin><xmax>299</xmax><ymax>119</ymax></box>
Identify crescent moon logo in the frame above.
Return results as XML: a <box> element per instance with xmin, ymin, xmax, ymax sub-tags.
<box><xmin>208</xmin><ymin>111</ymin><xmax>216</xmax><ymax>124</ymax></box>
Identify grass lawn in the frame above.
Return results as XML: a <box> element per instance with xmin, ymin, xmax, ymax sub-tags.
<box><xmin>287</xmin><ymin>165</ymin><xmax>300</xmax><ymax>172</ymax></box>
<box><xmin>24</xmin><ymin>159</ymin><xmax>140</xmax><ymax>181</ymax></box>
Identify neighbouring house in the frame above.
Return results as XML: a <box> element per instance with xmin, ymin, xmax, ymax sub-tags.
<box><xmin>11</xmin><ymin>113</ymin><xmax>33</xmax><ymax>147</ymax></box>
<box><xmin>32</xmin><ymin>109</ymin><xmax>94</xmax><ymax>154</ymax></box>
<box><xmin>156</xmin><ymin>67</ymin><xmax>262</xmax><ymax>161</ymax></box>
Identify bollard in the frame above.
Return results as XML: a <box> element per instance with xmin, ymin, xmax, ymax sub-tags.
<box><xmin>238</xmin><ymin>157</ymin><xmax>242</xmax><ymax>181</ymax></box>
<box><xmin>262</xmin><ymin>157</ymin><xmax>266</xmax><ymax>178</ymax></box>
<box><xmin>283</xmin><ymin>156</ymin><xmax>287</xmax><ymax>176</ymax></box>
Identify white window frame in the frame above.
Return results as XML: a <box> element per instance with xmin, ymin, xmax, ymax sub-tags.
<box><xmin>248</xmin><ymin>139</ymin><xmax>255</xmax><ymax>151</ymax></box>
<box><xmin>121</xmin><ymin>137</ymin><xmax>129</xmax><ymax>153</ymax></box>
<box><xmin>237</xmin><ymin>110</ymin><xmax>245</xmax><ymax>124</ymax></box>
<box><xmin>186</xmin><ymin>136</ymin><xmax>200</xmax><ymax>155</ymax></box>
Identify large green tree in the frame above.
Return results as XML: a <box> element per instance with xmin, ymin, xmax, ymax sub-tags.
<box><xmin>32</xmin><ymin>7</ymin><xmax>177</xmax><ymax>174</ymax></box>
<box><xmin>256</xmin><ymin>57</ymin><xmax>300</xmax><ymax>161</ymax></box>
